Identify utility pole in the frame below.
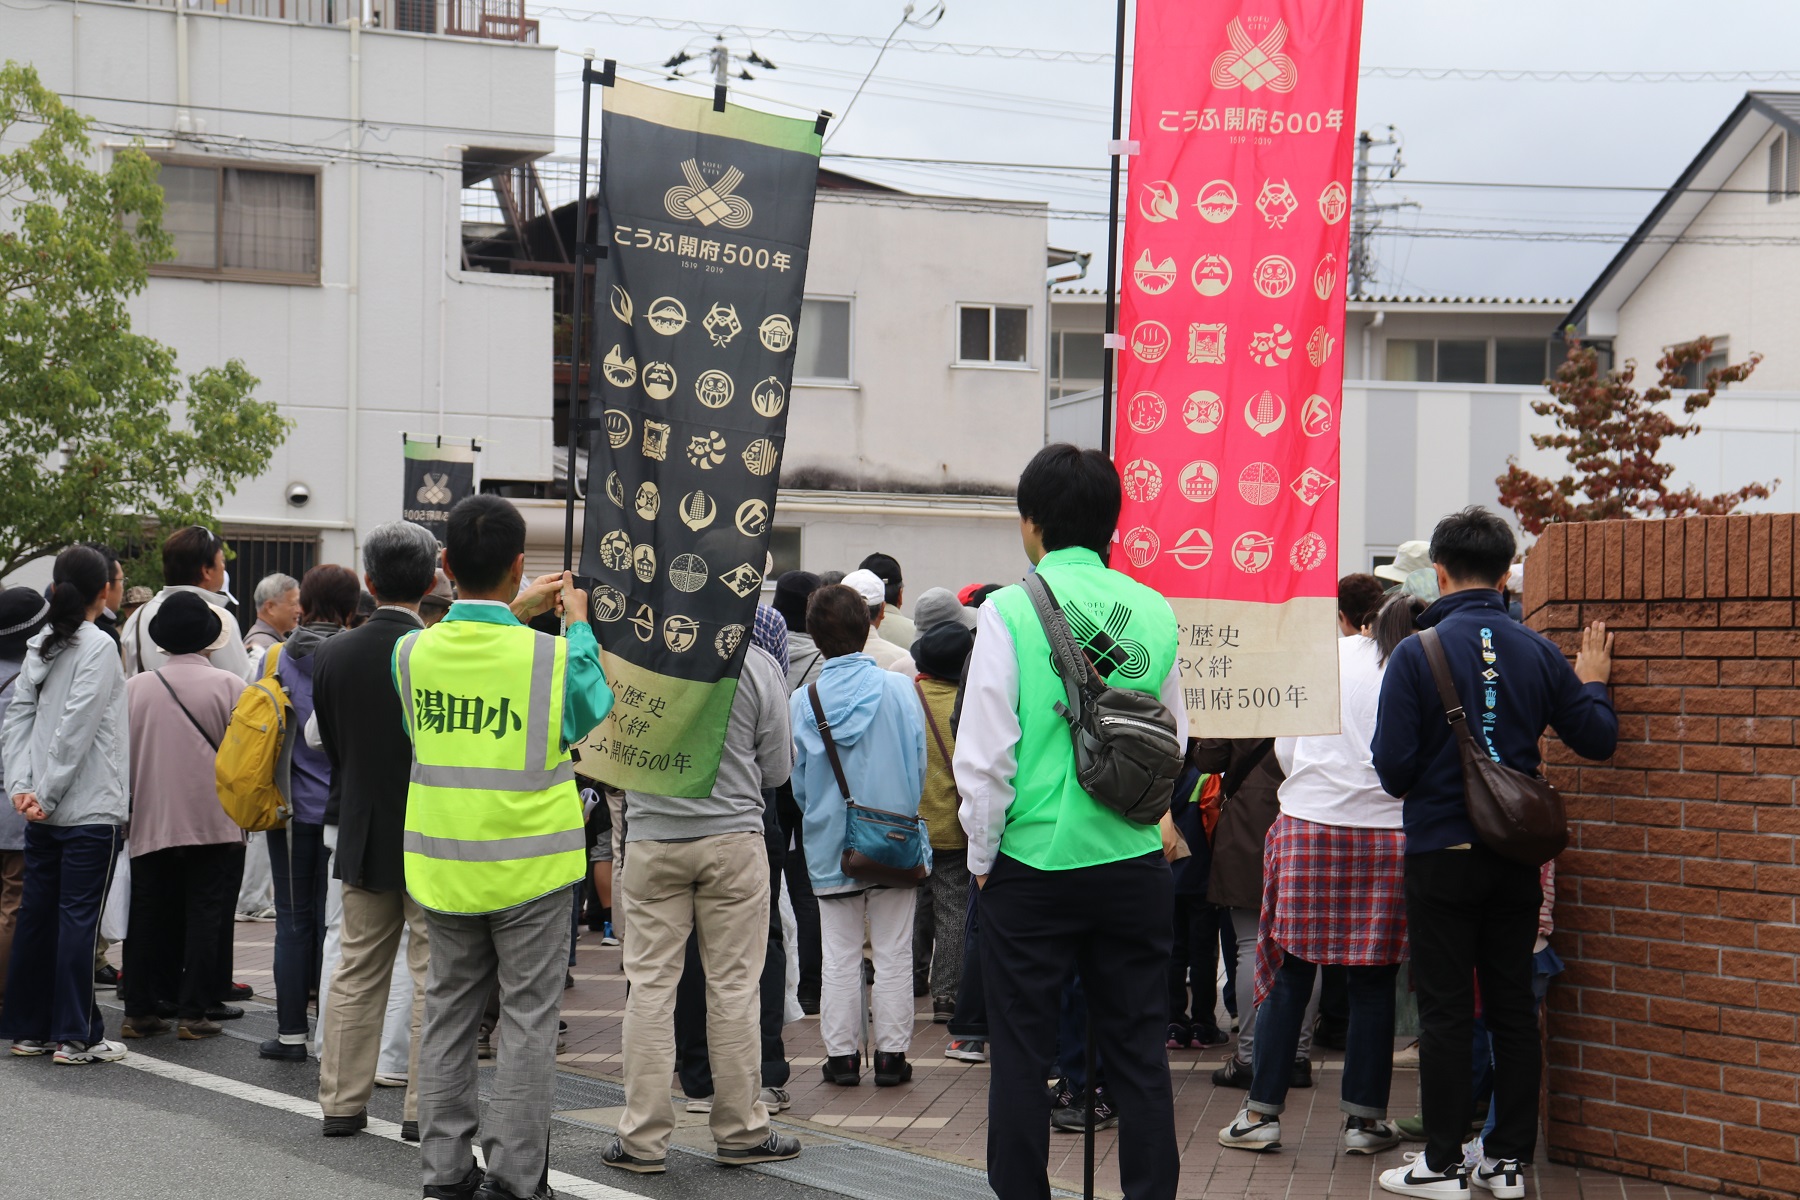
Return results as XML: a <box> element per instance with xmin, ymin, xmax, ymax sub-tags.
<box><xmin>662</xmin><ymin>36</ymin><xmax>777</xmax><ymax>96</ymax></box>
<box><xmin>1349</xmin><ymin>127</ymin><xmax>1418</xmax><ymax>299</ymax></box>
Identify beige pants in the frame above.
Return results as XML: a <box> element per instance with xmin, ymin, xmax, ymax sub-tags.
<box><xmin>318</xmin><ymin>884</ymin><xmax>431</xmax><ymax>1120</ymax></box>
<box><xmin>619</xmin><ymin>831</ymin><xmax>769</xmax><ymax>1158</ymax></box>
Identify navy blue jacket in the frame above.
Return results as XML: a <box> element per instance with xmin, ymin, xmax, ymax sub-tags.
<box><xmin>1372</xmin><ymin>589</ymin><xmax>1617</xmax><ymax>854</ymax></box>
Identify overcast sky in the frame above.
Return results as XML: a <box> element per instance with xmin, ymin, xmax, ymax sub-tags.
<box><xmin>530</xmin><ymin>0</ymin><xmax>1800</xmax><ymax>301</ymax></box>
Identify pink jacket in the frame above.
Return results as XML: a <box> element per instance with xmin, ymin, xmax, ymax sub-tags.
<box><xmin>126</xmin><ymin>655</ymin><xmax>246</xmax><ymax>857</ymax></box>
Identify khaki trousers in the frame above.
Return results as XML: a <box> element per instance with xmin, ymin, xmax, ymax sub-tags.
<box><xmin>619</xmin><ymin>831</ymin><xmax>770</xmax><ymax>1158</ymax></box>
<box><xmin>318</xmin><ymin>884</ymin><xmax>430</xmax><ymax>1120</ymax></box>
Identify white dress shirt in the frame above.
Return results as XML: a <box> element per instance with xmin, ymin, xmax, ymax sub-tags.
<box><xmin>954</xmin><ymin>600</ymin><xmax>1188</xmax><ymax>875</ymax></box>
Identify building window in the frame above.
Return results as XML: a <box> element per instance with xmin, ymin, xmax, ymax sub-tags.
<box><xmin>768</xmin><ymin>527</ymin><xmax>802</xmax><ymax>577</ymax></box>
<box><xmin>794</xmin><ymin>297</ymin><xmax>852</xmax><ymax>382</ymax></box>
<box><xmin>1384</xmin><ymin>339</ymin><xmax>1433</xmax><ymax>381</ymax></box>
<box><xmin>1384</xmin><ymin>336</ymin><xmax>1565</xmax><ymax>385</ymax></box>
<box><xmin>1494</xmin><ymin>338</ymin><xmax>1551</xmax><ymax>386</ymax></box>
<box><xmin>1668</xmin><ymin>340</ymin><xmax>1730</xmax><ymax>390</ymax></box>
<box><xmin>148</xmin><ymin>158</ymin><xmax>320</xmax><ymax>283</ymax></box>
<box><xmin>1051</xmin><ymin>330</ymin><xmax>1104</xmax><ymax>397</ymax></box>
<box><xmin>958</xmin><ymin>304</ymin><xmax>1030</xmax><ymax>365</ymax></box>
<box><xmin>1435</xmin><ymin>340</ymin><xmax>1487</xmax><ymax>384</ymax></box>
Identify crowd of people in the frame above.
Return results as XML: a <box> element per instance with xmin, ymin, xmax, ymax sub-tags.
<box><xmin>0</xmin><ymin>446</ymin><xmax>1620</xmax><ymax>1200</ymax></box>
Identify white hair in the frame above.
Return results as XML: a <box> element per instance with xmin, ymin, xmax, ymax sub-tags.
<box><xmin>253</xmin><ymin>573</ymin><xmax>300</xmax><ymax>609</ymax></box>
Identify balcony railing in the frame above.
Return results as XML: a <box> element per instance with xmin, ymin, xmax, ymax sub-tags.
<box><xmin>124</xmin><ymin>0</ymin><xmax>538</xmax><ymax>43</ymax></box>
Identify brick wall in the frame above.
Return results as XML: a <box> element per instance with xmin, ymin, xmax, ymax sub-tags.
<box><xmin>1523</xmin><ymin>516</ymin><xmax>1800</xmax><ymax>1200</ymax></box>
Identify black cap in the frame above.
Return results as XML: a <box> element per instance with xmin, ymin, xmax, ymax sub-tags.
<box><xmin>912</xmin><ymin>620</ymin><xmax>973</xmax><ymax>682</ymax></box>
<box><xmin>147</xmin><ymin>591</ymin><xmax>224</xmax><ymax>657</ymax></box>
<box><xmin>0</xmin><ymin>587</ymin><xmax>50</xmax><ymax>658</ymax></box>
<box><xmin>772</xmin><ymin>570</ymin><xmax>821</xmax><ymax>633</ymax></box>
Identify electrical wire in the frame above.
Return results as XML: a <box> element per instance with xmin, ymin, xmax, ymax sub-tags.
<box><xmin>823</xmin><ymin>3</ymin><xmax>943</xmax><ymax>147</ymax></box>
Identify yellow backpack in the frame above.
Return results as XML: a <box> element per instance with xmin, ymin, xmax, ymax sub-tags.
<box><xmin>215</xmin><ymin>644</ymin><xmax>296</xmax><ymax>832</ymax></box>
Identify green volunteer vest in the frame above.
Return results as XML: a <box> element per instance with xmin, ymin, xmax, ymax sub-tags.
<box><xmin>990</xmin><ymin>546</ymin><xmax>1179</xmax><ymax>871</ymax></box>
<box><xmin>396</xmin><ymin>617</ymin><xmax>585</xmax><ymax>914</ymax></box>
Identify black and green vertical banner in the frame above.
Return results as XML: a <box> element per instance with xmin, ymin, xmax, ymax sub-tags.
<box><xmin>580</xmin><ymin>78</ymin><xmax>820</xmax><ymax>798</ymax></box>
<box><xmin>402</xmin><ymin>436</ymin><xmax>478</xmax><ymax>541</ymax></box>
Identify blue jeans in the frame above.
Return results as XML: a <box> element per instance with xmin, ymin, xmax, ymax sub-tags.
<box><xmin>268</xmin><ymin>823</ymin><xmax>331</xmax><ymax>1037</ymax></box>
<box><xmin>1247</xmin><ymin>952</ymin><xmax>1400</xmax><ymax>1120</ymax></box>
<box><xmin>0</xmin><ymin>823</ymin><xmax>119</xmax><ymax>1046</ymax></box>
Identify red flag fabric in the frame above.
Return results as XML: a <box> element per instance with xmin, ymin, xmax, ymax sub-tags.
<box><xmin>1115</xmin><ymin>1</ymin><xmax>1364</xmax><ymax>736</ymax></box>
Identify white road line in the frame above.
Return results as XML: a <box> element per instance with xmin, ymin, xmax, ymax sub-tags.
<box><xmin>117</xmin><ymin>1052</ymin><xmax>644</xmax><ymax>1200</ymax></box>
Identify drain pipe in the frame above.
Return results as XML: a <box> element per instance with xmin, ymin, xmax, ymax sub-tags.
<box><xmin>175</xmin><ymin>3</ymin><xmax>191</xmax><ymax>134</ymax></box>
<box><xmin>1044</xmin><ymin>251</ymin><xmax>1093</xmax><ymax>445</ymax></box>
<box><xmin>345</xmin><ymin>14</ymin><xmax>363</xmax><ymax>558</ymax></box>
<box><xmin>1362</xmin><ymin>309</ymin><xmax>1386</xmax><ymax>380</ymax></box>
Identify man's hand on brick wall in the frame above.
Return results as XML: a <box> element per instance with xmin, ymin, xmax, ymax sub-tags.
<box><xmin>1575</xmin><ymin>620</ymin><xmax>1614</xmax><ymax>686</ymax></box>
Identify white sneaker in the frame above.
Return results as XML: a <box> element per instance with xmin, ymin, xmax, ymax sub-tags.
<box><xmin>685</xmin><ymin>1095</ymin><xmax>713</xmax><ymax>1113</ymax></box>
<box><xmin>373</xmin><ymin>1073</ymin><xmax>408</xmax><ymax>1088</ymax></box>
<box><xmin>1344</xmin><ymin>1117</ymin><xmax>1403</xmax><ymax>1155</ymax></box>
<box><xmin>1471</xmin><ymin>1156</ymin><xmax>1526</xmax><ymax>1200</ymax></box>
<box><xmin>1218</xmin><ymin>1106</ymin><xmax>1281</xmax><ymax>1152</ymax></box>
<box><xmin>9</xmin><ymin>1039</ymin><xmax>52</xmax><ymax>1056</ymax></box>
<box><xmin>54</xmin><ymin>1038</ymin><xmax>127</xmax><ymax>1064</ymax></box>
<box><xmin>1381</xmin><ymin>1153</ymin><xmax>1471</xmax><ymax>1198</ymax></box>
<box><xmin>761</xmin><ymin>1086</ymin><xmax>791</xmax><ymax>1111</ymax></box>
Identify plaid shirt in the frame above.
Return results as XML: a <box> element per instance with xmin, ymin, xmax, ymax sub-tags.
<box><xmin>1254</xmin><ymin>813</ymin><xmax>1408</xmax><ymax>1003</ymax></box>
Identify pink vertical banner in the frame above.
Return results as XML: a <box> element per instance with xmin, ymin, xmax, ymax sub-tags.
<box><xmin>1114</xmin><ymin>1</ymin><xmax>1364</xmax><ymax>736</ymax></box>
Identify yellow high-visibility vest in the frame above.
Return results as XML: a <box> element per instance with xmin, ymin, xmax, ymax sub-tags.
<box><xmin>396</xmin><ymin>619</ymin><xmax>585</xmax><ymax>914</ymax></box>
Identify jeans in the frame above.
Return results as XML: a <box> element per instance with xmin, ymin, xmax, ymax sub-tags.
<box><xmin>1246</xmin><ymin>953</ymin><xmax>1400</xmax><ymax>1119</ymax></box>
<box><xmin>946</xmin><ymin>879</ymin><xmax>987</xmax><ymax>1040</ymax></box>
<box><xmin>0</xmin><ymin>823</ymin><xmax>118</xmax><ymax>1046</ymax></box>
<box><xmin>1227</xmin><ymin>905</ymin><xmax>1317</xmax><ymax>1069</ymax></box>
<box><xmin>1406</xmin><ymin>846</ymin><xmax>1543</xmax><ymax>1172</ymax></box>
<box><xmin>268</xmin><ymin>822</ymin><xmax>331</xmax><ymax>1038</ymax></box>
<box><xmin>1167</xmin><ymin>894</ymin><xmax>1220</xmax><ymax>1032</ymax></box>
<box><xmin>775</xmin><ymin>783</ymin><xmax>820</xmax><ymax>1004</ymax></box>
<box><xmin>981</xmin><ymin>851</ymin><xmax>1177</xmax><ymax>1200</ymax></box>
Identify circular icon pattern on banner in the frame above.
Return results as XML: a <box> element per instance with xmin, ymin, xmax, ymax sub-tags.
<box><xmin>1252</xmin><ymin>255</ymin><xmax>1296</xmax><ymax>299</ymax></box>
<box><xmin>701</xmin><ymin>302</ymin><xmax>742</xmax><ymax>347</ymax></box>
<box><xmin>735</xmin><ymin>498</ymin><xmax>770</xmax><ymax>538</ymax></box>
<box><xmin>646</xmin><ymin>297</ymin><xmax>688</xmax><ymax>335</ymax></box>
<box><xmin>664</xmin><ymin>615</ymin><xmax>699</xmax><ymax>653</ymax></box>
<box><xmin>1170</xmin><ymin>528</ymin><xmax>1214</xmax><ymax>569</ymax></box>
<box><xmin>1178</xmin><ymin>460</ymin><xmax>1219</xmax><ymax>503</ymax></box>
<box><xmin>1244</xmin><ymin>390</ymin><xmax>1286</xmax><ymax>436</ymax></box>
<box><xmin>679</xmin><ymin>490</ymin><xmax>717</xmax><ymax>530</ymax></box>
<box><xmin>751</xmin><ymin>377</ymin><xmax>786</xmax><ymax>418</ymax></box>
<box><xmin>1248</xmin><ymin>326</ymin><xmax>1294</xmax><ymax>367</ymax></box>
<box><xmin>1131</xmin><ymin>321</ymin><xmax>1171</xmax><ymax>363</ymax></box>
<box><xmin>634</xmin><ymin>482</ymin><xmax>661</xmax><ymax>521</ymax></box>
<box><xmin>603</xmin><ymin>410</ymin><xmax>632</xmax><ymax>449</ymax></box>
<box><xmin>602</xmin><ymin>345</ymin><xmax>637</xmax><ymax>388</ymax></box>
<box><xmin>1139</xmin><ymin>181</ymin><xmax>1179</xmax><ymax>223</ymax></box>
<box><xmin>1184</xmin><ymin>391</ymin><xmax>1224</xmax><ymax>434</ymax></box>
<box><xmin>1319</xmin><ymin>181</ymin><xmax>1349</xmax><ymax>224</ymax></box>
<box><xmin>1133</xmin><ymin>250</ymin><xmax>1177</xmax><ymax>295</ymax></box>
<box><xmin>1239</xmin><ymin>462</ymin><xmax>1281</xmax><ymax>505</ymax></box>
<box><xmin>695</xmin><ymin>369</ymin><xmax>734</xmax><ymax>409</ymax></box>
<box><xmin>598</xmin><ymin>530</ymin><xmax>631</xmax><ymax>571</ymax></box>
<box><xmin>742</xmin><ymin>439</ymin><xmax>779</xmax><ymax>476</ymax></box>
<box><xmin>1314</xmin><ymin>254</ymin><xmax>1338</xmax><ymax>301</ymax></box>
<box><xmin>715</xmin><ymin>624</ymin><xmax>746</xmax><ymax>659</ymax></box>
<box><xmin>604</xmin><ymin>471</ymin><xmax>624</xmax><ymax>509</ymax></box>
<box><xmin>1123</xmin><ymin>525</ymin><xmax>1160</xmax><ymax>568</ymax></box>
<box><xmin>1232</xmin><ymin>532</ymin><xmax>1275</xmax><ymax>573</ymax></box>
<box><xmin>1122</xmin><ymin>459</ymin><xmax>1163</xmax><ymax>503</ymax></box>
<box><xmin>632</xmin><ymin>544</ymin><xmax>657</xmax><ymax>583</ymax></box>
<box><xmin>642</xmin><ymin>362</ymin><xmax>677</xmax><ymax>401</ymax></box>
<box><xmin>1291</xmin><ymin>532</ymin><xmax>1329</xmax><ymax>571</ymax></box>
<box><xmin>1127</xmin><ymin>391</ymin><xmax>1166</xmax><ymax>435</ymax></box>
<box><xmin>1195</xmin><ymin>180</ymin><xmax>1238</xmax><ymax>223</ymax></box>
<box><xmin>759</xmin><ymin>314</ymin><xmax>794</xmax><ymax>353</ymax></box>
<box><xmin>669</xmin><ymin>553</ymin><xmax>709</xmax><ymax>593</ymax></box>
<box><xmin>591</xmin><ymin>585</ymin><xmax>626</xmax><ymax>623</ymax></box>
<box><xmin>609</xmin><ymin>285</ymin><xmax>633</xmax><ymax>325</ymax></box>
<box><xmin>1191</xmin><ymin>254</ymin><xmax>1232</xmax><ymax>297</ymax></box>
<box><xmin>687</xmin><ymin>431</ymin><xmax>727</xmax><ymax>469</ymax></box>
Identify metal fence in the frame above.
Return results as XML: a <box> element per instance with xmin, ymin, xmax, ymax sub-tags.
<box><xmin>125</xmin><ymin>0</ymin><xmax>537</xmax><ymax>42</ymax></box>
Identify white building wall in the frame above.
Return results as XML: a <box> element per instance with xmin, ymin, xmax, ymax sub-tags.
<box><xmin>1616</xmin><ymin>125</ymin><xmax>1800</xmax><ymax>390</ymax></box>
<box><xmin>6</xmin><ymin>0</ymin><xmax>557</xmax><ymax>570</ymax></box>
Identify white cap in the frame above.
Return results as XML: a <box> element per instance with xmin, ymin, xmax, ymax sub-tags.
<box><xmin>840</xmin><ymin>568</ymin><xmax>887</xmax><ymax>609</ymax></box>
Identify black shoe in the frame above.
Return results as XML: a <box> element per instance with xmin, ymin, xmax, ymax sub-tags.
<box><xmin>1051</xmin><ymin>1086</ymin><xmax>1118</xmax><ymax>1133</ymax></box>
<box><xmin>821</xmin><ymin>1053</ymin><xmax>861</xmax><ymax>1086</ymax></box>
<box><xmin>1312</xmin><ymin>1017</ymin><xmax>1349</xmax><ymax>1052</ymax></box>
<box><xmin>1212</xmin><ymin>1056</ymin><xmax>1253</xmax><ymax>1089</ymax></box>
<box><xmin>932</xmin><ymin>997</ymin><xmax>955</xmax><ymax>1024</ymax></box>
<box><xmin>424</xmin><ymin>1164</ymin><xmax>486</xmax><ymax>1200</ymax></box>
<box><xmin>205</xmin><ymin>1004</ymin><xmax>245</xmax><ymax>1022</ymax></box>
<box><xmin>798</xmin><ymin>994</ymin><xmax>820</xmax><ymax>1016</ymax></box>
<box><xmin>912</xmin><ymin>975</ymin><xmax>929</xmax><ymax>997</ymax></box>
<box><xmin>94</xmin><ymin>963</ymin><xmax>120</xmax><ymax>987</ymax></box>
<box><xmin>1290</xmin><ymin>1058</ymin><xmax>1314</xmax><ymax>1089</ymax></box>
<box><xmin>322</xmin><ymin>1110</ymin><xmax>367</xmax><ymax>1137</ymax></box>
<box><xmin>717</xmin><ymin>1130</ymin><xmax>801</xmax><ymax>1166</ymax></box>
<box><xmin>600</xmin><ymin>1137</ymin><xmax>666</xmax><ymax>1175</ymax></box>
<box><xmin>564</xmin><ymin>972</ymin><xmax>575</xmax><ymax>990</ymax></box>
<box><xmin>259</xmin><ymin>1038</ymin><xmax>306</xmax><ymax>1061</ymax></box>
<box><xmin>226</xmin><ymin>982</ymin><xmax>254</xmax><ymax>1001</ymax></box>
<box><xmin>874</xmin><ymin>1051</ymin><xmax>912</xmax><ymax>1086</ymax></box>
<box><xmin>153</xmin><ymin>1000</ymin><xmax>179</xmax><ymax>1019</ymax></box>
<box><xmin>402</xmin><ymin>1120</ymin><xmax>420</xmax><ymax>1143</ymax></box>
<box><xmin>474</xmin><ymin>1181</ymin><xmax>553</xmax><ymax>1200</ymax></box>
<box><xmin>1192</xmin><ymin>1024</ymin><xmax>1230</xmax><ymax>1049</ymax></box>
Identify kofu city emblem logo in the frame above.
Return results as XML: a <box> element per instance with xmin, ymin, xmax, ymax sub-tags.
<box><xmin>415</xmin><ymin>473</ymin><xmax>452</xmax><ymax>506</ymax></box>
<box><xmin>664</xmin><ymin>159</ymin><xmax>753</xmax><ymax>229</ymax></box>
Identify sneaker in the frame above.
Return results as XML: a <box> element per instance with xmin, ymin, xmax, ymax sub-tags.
<box><xmin>121</xmin><ymin>1014</ymin><xmax>172</xmax><ymax>1039</ymax></box>
<box><xmin>1380</xmin><ymin>1153</ymin><xmax>1471</xmax><ymax>1199</ymax></box>
<box><xmin>423</xmin><ymin>1164</ymin><xmax>485</xmax><ymax>1199</ymax></box>
<box><xmin>94</xmin><ymin>963</ymin><xmax>120</xmax><ymax>987</ymax></box>
<box><xmin>178</xmin><ymin>1018</ymin><xmax>224</xmax><ymax>1040</ymax></box>
<box><xmin>556</xmin><ymin>1020</ymin><xmax>567</xmax><ymax>1055</ymax></box>
<box><xmin>821</xmin><ymin>1053</ymin><xmax>860</xmax><ymax>1086</ymax></box>
<box><xmin>259</xmin><ymin>1038</ymin><xmax>306</xmax><ymax>1062</ymax></box>
<box><xmin>1211</xmin><ymin>1055</ymin><xmax>1253</xmax><ymax>1089</ymax></box>
<box><xmin>798</xmin><ymin>994</ymin><xmax>820</xmax><ymax>1016</ymax></box>
<box><xmin>321</xmin><ymin>1110</ymin><xmax>368</xmax><ymax>1137</ymax></box>
<box><xmin>760</xmin><ymin>1086</ymin><xmax>792</xmax><ymax>1112</ymax></box>
<box><xmin>1395</xmin><ymin>1114</ymin><xmax>1428</xmax><ymax>1142</ymax></box>
<box><xmin>717</xmin><ymin>1130</ymin><xmax>801</xmax><ymax>1167</ymax></box>
<box><xmin>685</xmin><ymin>1095</ymin><xmax>713</xmax><ymax>1113</ymax></box>
<box><xmin>599</xmin><ymin>921</ymin><xmax>620</xmax><ymax>947</ymax></box>
<box><xmin>247</xmin><ymin>906</ymin><xmax>278</xmax><ymax>922</ymax></box>
<box><xmin>600</xmin><ymin>1137</ymin><xmax>666</xmax><ymax>1175</ymax></box>
<box><xmin>1471</xmin><ymin>1157</ymin><xmax>1526</xmax><ymax>1200</ymax></box>
<box><xmin>54</xmin><ymin>1039</ymin><xmax>127</xmax><ymax>1064</ymax></box>
<box><xmin>874</xmin><ymin>1051</ymin><xmax>912</xmax><ymax>1086</ymax></box>
<box><xmin>1218</xmin><ymin>1106</ymin><xmax>1281</xmax><ymax>1152</ymax></box>
<box><xmin>932</xmin><ymin>997</ymin><xmax>955</xmax><ymax>1024</ymax></box>
<box><xmin>1345</xmin><ymin>1116</ymin><xmax>1403</xmax><ymax>1155</ymax></box>
<box><xmin>564</xmin><ymin>971</ymin><xmax>575</xmax><ymax>990</ymax></box>
<box><xmin>1192</xmin><ymin>1024</ymin><xmax>1230</xmax><ymax>1049</ymax></box>
<box><xmin>1290</xmin><ymin>1058</ymin><xmax>1314</xmax><ymax>1089</ymax></box>
<box><xmin>1166</xmin><ymin>1023</ymin><xmax>1192</xmax><ymax>1050</ymax></box>
<box><xmin>10</xmin><ymin>1039</ymin><xmax>52</xmax><ymax>1056</ymax></box>
<box><xmin>227</xmin><ymin>982</ymin><xmax>255</xmax><ymax>1001</ymax></box>
<box><xmin>374</xmin><ymin>1073</ymin><xmax>408</xmax><ymax>1088</ymax></box>
<box><xmin>401</xmin><ymin>1120</ymin><xmax>420</xmax><ymax>1143</ymax></box>
<box><xmin>203</xmin><ymin>1004</ymin><xmax>244</xmax><ymax>1022</ymax></box>
<box><xmin>944</xmin><ymin>1038</ymin><xmax>988</xmax><ymax>1063</ymax></box>
<box><xmin>1051</xmin><ymin>1087</ymin><xmax>1118</xmax><ymax>1133</ymax></box>
<box><xmin>1392</xmin><ymin>1038</ymin><xmax>1421</xmax><ymax>1068</ymax></box>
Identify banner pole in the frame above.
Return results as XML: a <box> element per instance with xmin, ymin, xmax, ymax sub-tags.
<box><xmin>1099</xmin><ymin>0</ymin><xmax>1129</xmax><ymax>459</ymax></box>
<box><xmin>564</xmin><ymin>57</ymin><xmax>599</xmax><ymax>575</ymax></box>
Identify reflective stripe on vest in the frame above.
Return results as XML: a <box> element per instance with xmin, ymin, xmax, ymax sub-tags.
<box><xmin>397</xmin><ymin>620</ymin><xmax>585</xmax><ymax>914</ymax></box>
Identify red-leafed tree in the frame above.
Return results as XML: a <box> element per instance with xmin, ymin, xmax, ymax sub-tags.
<box><xmin>1497</xmin><ymin>336</ymin><xmax>1776</xmax><ymax>536</ymax></box>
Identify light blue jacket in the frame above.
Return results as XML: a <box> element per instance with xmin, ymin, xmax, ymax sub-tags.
<box><xmin>1</xmin><ymin>624</ymin><xmax>129</xmax><ymax>827</ymax></box>
<box><xmin>789</xmin><ymin>653</ymin><xmax>927</xmax><ymax>893</ymax></box>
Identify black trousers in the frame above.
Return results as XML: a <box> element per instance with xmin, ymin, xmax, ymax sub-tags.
<box><xmin>123</xmin><ymin>842</ymin><xmax>246</xmax><ymax>1020</ymax></box>
<box><xmin>981</xmin><ymin>851</ymin><xmax>1177</xmax><ymax>1200</ymax></box>
<box><xmin>775</xmin><ymin>783</ymin><xmax>820</xmax><ymax>1004</ymax></box>
<box><xmin>946</xmin><ymin>879</ymin><xmax>987</xmax><ymax>1040</ymax></box>
<box><xmin>674</xmin><ymin>801</ymin><xmax>789</xmax><ymax>1092</ymax></box>
<box><xmin>1166</xmin><ymin>893</ymin><xmax>1220</xmax><ymax>1032</ymax></box>
<box><xmin>1406</xmin><ymin>846</ymin><xmax>1542</xmax><ymax>1171</ymax></box>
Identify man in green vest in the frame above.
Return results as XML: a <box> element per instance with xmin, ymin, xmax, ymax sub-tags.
<box><xmin>398</xmin><ymin>495</ymin><xmax>614</xmax><ymax>1200</ymax></box>
<box><xmin>953</xmin><ymin>444</ymin><xmax>1186</xmax><ymax>1200</ymax></box>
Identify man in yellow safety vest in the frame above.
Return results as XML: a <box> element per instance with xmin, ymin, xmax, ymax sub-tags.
<box><xmin>397</xmin><ymin>495</ymin><xmax>614</xmax><ymax>1200</ymax></box>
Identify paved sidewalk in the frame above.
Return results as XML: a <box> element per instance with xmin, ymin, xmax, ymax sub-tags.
<box><xmin>213</xmin><ymin>920</ymin><xmax>1721</xmax><ymax>1200</ymax></box>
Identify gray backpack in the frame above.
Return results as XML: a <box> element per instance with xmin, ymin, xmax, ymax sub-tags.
<box><xmin>1022</xmin><ymin>573</ymin><xmax>1183</xmax><ymax>826</ymax></box>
